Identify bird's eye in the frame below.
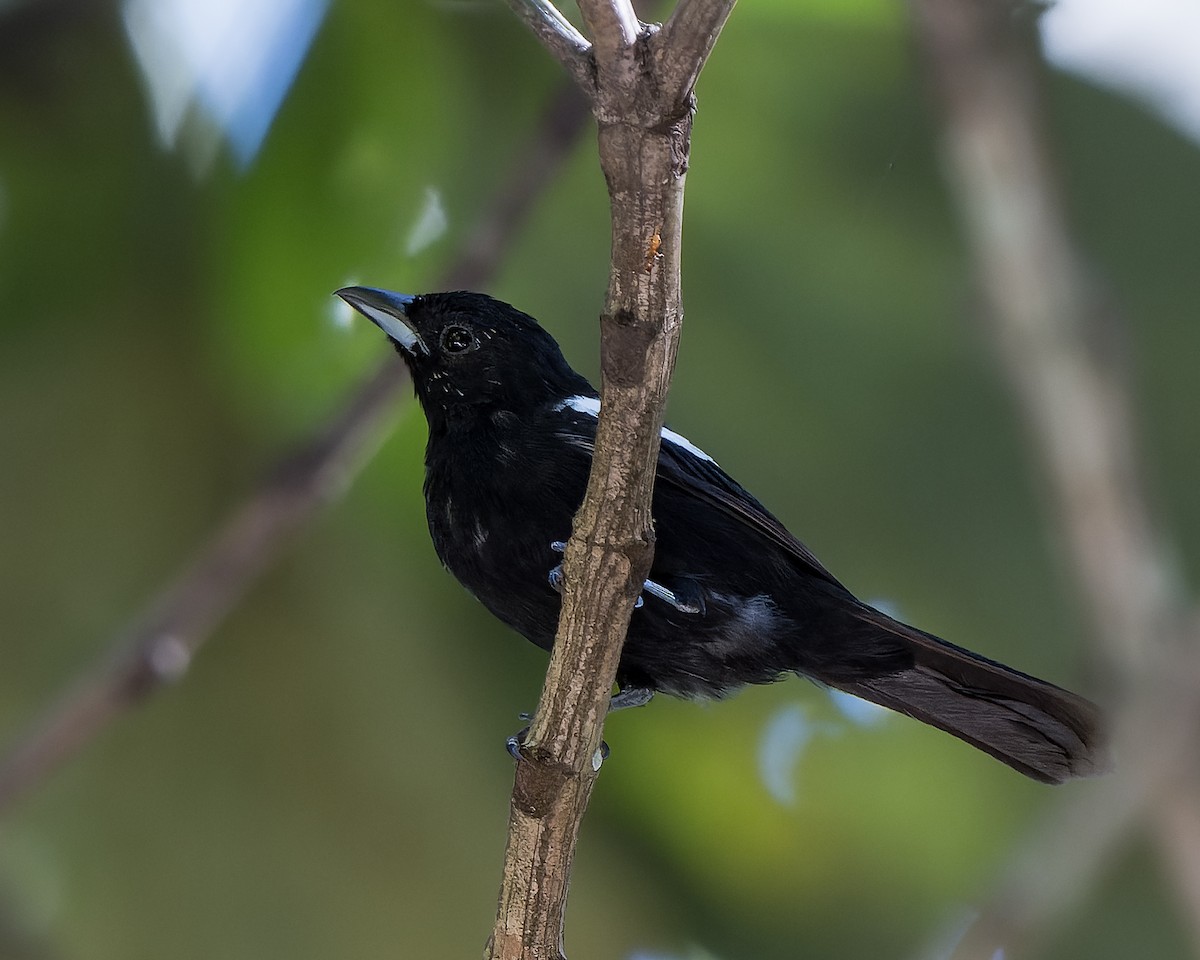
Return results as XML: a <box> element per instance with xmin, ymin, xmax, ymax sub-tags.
<box><xmin>441</xmin><ymin>325</ymin><xmax>476</xmax><ymax>354</ymax></box>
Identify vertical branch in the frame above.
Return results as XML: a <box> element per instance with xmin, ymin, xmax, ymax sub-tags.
<box><xmin>907</xmin><ymin>1</ymin><xmax>1200</xmax><ymax>956</ymax></box>
<box><xmin>489</xmin><ymin>1</ymin><xmax>735</xmax><ymax>957</ymax></box>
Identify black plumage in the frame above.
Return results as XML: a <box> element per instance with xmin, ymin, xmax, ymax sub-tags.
<box><xmin>336</xmin><ymin>285</ymin><xmax>1107</xmax><ymax>784</ymax></box>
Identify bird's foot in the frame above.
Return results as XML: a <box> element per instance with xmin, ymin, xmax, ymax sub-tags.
<box><xmin>506</xmin><ymin>721</ymin><xmax>611</xmax><ymax>764</ymax></box>
<box><xmin>547</xmin><ymin>540</ymin><xmax>567</xmax><ymax>595</ymax></box>
<box><xmin>609</xmin><ymin>685</ymin><xmax>654</xmax><ymax>712</ymax></box>
<box><xmin>506</xmin><ymin>726</ymin><xmax>528</xmax><ymax>760</ymax></box>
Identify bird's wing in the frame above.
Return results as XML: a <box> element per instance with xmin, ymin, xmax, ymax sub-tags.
<box><xmin>654</xmin><ymin>437</ymin><xmax>845</xmax><ymax>589</ymax></box>
<box><xmin>550</xmin><ymin>399</ymin><xmax>844</xmax><ymax>589</ymax></box>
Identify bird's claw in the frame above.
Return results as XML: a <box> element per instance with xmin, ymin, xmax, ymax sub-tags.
<box><xmin>547</xmin><ymin>541</ymin><xmax>568</xmax><ymax>594</ymax></box>
<box><xmin>506</xmin><ymin>727</ymin><xmax>611</xmax><ymax>765</ymax></box>
<box><xmin>506</xmin><ymin>727</ymin><xmax>528</xmax><ymax>760</ymax></box>
<box><xmin>507</xmin><ymin>711</ymin><xmax>533</xmax><ymax>758</ymax></box>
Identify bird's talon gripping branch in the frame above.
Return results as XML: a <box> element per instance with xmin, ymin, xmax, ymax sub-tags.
<box><xmin>547</xmin><ymin>540</ymin><xmax>568</xmax><ymax>595</ymax></box>
<box><xmin>506</xmin><ymin>727</ymin><xmax>528</xmax><ymax>760</ymax></box>
<box><xmin>506</xmin><ymin>724</ymin><xmax>610</xmax><ymax>764</ymax></box>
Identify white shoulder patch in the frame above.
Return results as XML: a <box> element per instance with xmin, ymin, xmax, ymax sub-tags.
<box><xmin>661</xmin><ymin>425</ymin><xmax>715</xmax><ymax>463</ymax></box>
<box><xmin>557</xmin><ymin>395</ymin><xmax>602</xmax><ymax>418</ymax></box>
<box><xmin>555</xmin><ymin>395</ymin><xmax>715</xmax><ymax>464</ymax></box>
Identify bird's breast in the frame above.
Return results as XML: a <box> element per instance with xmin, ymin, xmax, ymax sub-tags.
<box><xmin>421</xmin><ymin>427</ymin><xmax>588</xmax><ymax>647</ymax></box>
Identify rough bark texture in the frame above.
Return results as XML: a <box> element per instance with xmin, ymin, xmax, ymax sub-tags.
<box><xmin>488</xmin><ymin>2</ymin><xmax>734</xmax><ymax>956</ymax></box>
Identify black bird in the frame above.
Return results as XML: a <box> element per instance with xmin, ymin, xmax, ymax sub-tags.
<box><xmin>336</xmin><ymin>285</ymin><xmax>1106</xmax><ymax>784</ymax></box>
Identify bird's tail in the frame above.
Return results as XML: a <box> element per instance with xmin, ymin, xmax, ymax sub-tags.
<box><xmin>825</xmin><ymin>606</ymin><xmax>1109</xmax><ymax>784</ymax></box>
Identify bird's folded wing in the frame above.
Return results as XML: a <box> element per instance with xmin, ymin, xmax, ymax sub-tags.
<box><xmin>654</xmin><ymin>440</ymin><xmax>845</xmax><ymax>590</ymax></box>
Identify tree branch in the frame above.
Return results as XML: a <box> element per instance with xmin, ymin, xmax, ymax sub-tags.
<box><xmin>906</xmin><ymin>0</ymin><xmax>1200</xmax><ymax>955</ymax></box>
<box><xmin>487</xmin><ymin>2</ymin><xmax>735</xmax><ymax>957</ymax></box>
<box><xmin>654</xmin><ymin>0</ymin><xmax>737</xmax><ymax>110</ymax></box>
<box><xmin>504</xmin><ymin>0</ymin><xmax>596</xmax><ymax>95</ymax></box>
<box><xmin>0</xmin><ymin>80</ymin><xmax>591</xmax><ymax>817</ymax></box>
<box><xmin>576</xmin><ymin>0</ymin><xmax>640</xmax><ymax>67</ymax></box>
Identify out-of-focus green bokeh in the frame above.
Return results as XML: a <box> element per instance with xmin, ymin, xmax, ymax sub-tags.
<box><xmin>1</xmin><ymin>1</ymin><xmax>1197</xmax><ymax>958</ymax></box>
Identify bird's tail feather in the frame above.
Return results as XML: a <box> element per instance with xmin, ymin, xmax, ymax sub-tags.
<box><xmin>827</xmin><ymin>608</ymin><xmax>1109</xmax><ymax>784</ymax></box>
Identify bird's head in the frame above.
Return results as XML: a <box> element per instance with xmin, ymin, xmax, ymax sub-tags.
<box><xmin>335</xmin><ymin>287</ymin><xmax>590</xmax><ymax>421</ymax></box>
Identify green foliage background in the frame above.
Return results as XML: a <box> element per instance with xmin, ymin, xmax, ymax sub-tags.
<box><xmin>1</xmin><ymin>1</ymin><xmax>1197</xmax><ymax>957</ymax></box>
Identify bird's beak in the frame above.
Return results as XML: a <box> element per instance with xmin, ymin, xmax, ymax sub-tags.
<box><xmin>335</xmin><ymin>286</ymin><xmax>426</xmax><ymax>355</ymax></box>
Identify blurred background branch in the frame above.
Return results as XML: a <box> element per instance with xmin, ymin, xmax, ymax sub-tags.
<box><xmin>908</xmin><ymin>0</ymin><xmax>1200</xmax><ymax>956</ymax></box>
